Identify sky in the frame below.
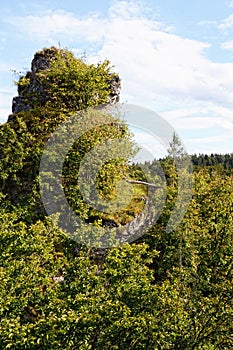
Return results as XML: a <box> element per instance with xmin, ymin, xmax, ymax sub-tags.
<box><xmin>1</xmin><ymin>0</ymin><xmax>233</xmax><ymax>155</ymax></box>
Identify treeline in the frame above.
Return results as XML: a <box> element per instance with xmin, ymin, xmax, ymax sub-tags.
<box><xmin>142</xmin><ymin>153</ymin><xmax>233</xmax><ymax>175</ymax></box>
<box><xmin>191</xmin><ymin>153</ymin><xmax>233</xmax><ymax>172</ymax></box>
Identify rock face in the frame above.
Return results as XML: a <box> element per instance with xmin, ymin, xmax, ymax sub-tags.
<box><xmin>9</xmin><ymin>47</ymin><xmax>121</xmax><ymax>121</ymax></box>
<box><xmin>107</xmin><ymin>75</ymin><xmax>121</xmax><ymax>104</ymax></box>
<box><xmin>11</xmin><ymin>47</ymin><xmax>57</xmax><ymax>117</ymax></box>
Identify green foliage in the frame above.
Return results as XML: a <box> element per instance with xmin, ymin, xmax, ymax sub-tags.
<box><xmin>0</xmin><ymin>47</ymin><xmax>232</xmax><ymax>348</ymax></box>
<box><xmin>37</xmin><ymin>50</ymin><xmax>113</xmax><ymax>111</ymax></box>
<box><xmin>1</xmin><ymin>47</ymin><xmax>144</xmax><ymax>225</ymax></box>
<box><xmin>0</xmin><ymin>167</ymin><xmax>232</xmax><ymax>349</ymax></box>
<box><xmin>16</xmin><ymin>76</ymin><xmax>30</xmax><ymax>94</ymax></box>
<box><xmin>191</xmin><ymin>153</ymin><xmax>233</xmax><ymax>174</ymax></box>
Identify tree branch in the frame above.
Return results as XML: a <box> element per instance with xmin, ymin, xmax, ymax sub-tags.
<box><xmin>124</xmin><ymin>178</ymin><xmax>162</xmax><ymax>189</ymax></box>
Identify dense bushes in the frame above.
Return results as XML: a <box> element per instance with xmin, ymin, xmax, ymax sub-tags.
<box><xmin>0</xmin><ymin>47</ymin><xmax>232</xmax><ymax>349</ymax></box>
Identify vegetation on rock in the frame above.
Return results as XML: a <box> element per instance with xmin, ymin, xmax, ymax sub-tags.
<box><xmin>0</xmin><ymin>47</ymin><xmax>232</xmax><ymax>349</ymax></box>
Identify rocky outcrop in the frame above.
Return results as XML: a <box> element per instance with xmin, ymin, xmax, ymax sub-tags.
<box><xmin>10</xmin><ymin>47</ymin><xmax>57</xmax><ymax>117</ymax></box>
<box><xmin>107</xmin><ymin>74</ymin><xmax>121</xmax><ymax>104</ymax></box>
<box><xmin>8</xmin><ymin>47</ymin><xmax>121</xmax><ymax>121</ymax></box>
<box><xmin>12</xmin><ymin>96</ymin><xmax>31</xmax><ymax>115</ymax></box>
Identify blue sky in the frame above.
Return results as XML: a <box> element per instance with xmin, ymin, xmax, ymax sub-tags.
<box><xmin>1</xmin><ymin>0</ymin><xmax>233</xmax><ymax>155</ymax></box>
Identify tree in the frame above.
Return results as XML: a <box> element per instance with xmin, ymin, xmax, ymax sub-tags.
<box><xmin>0</xmin><ymin>47</ymin><xmax>232</xmax><ymax>349</ymax></box>
<box><xmin>1</xmin><ymin>47</ymin><xmax>143</xmax><ymax>228</ymax></box>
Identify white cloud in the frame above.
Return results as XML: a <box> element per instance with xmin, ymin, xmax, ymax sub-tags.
<box><xmin>185</xmin><ymin>128</ymin><xmax>233</xmax><ymax>154</ymax></box>
<box><xmin>218</xmin><ymin>13</ymin><xmax>233</xmax><ymax>29</ymax></box>
<box><xmin>4</xmin><ymin>9</ymin><xmax>109</xmax><ymax>42</ymax></box>
<box><xmin>161</xmin><ymin>102</ymin><xmax>233</xmax><ymax>154</ymax></box>
<box><xmin>3</xmin><ymin>1</ymin><xmax>233</xmax><ymax>153</ymax></box>
<box><xmin>7</xmin><ymin>3</ymin><xmax>231</xmax><ymax>110</ymax></box>
<box><xmin>164</xmin><ymin>104</ymin><xmax>233</xmax><ymax>133</ymax></box>
<box><xmin>221</xmin><ymin>40</ymin><xmax>233</xmax><ymax>50</ymax></box>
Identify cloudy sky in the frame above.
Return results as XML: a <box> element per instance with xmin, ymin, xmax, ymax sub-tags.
<box><xmin>1</xmin><ymin>0</ymin><xmax>233</xmax><ymax>155</ymax></box>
